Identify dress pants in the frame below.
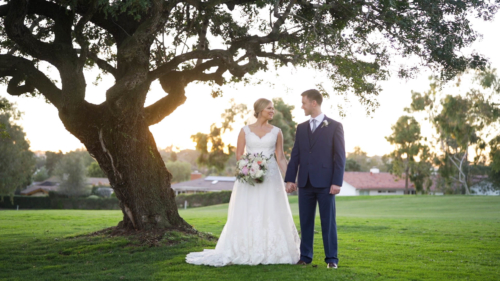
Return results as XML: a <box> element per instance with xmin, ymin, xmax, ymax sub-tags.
<box><xmin>298</xmin><ymin>177</ymin><xmax>338</xmax><ymax>264</ymax></box>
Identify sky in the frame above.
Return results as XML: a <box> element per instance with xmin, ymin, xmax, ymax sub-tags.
<box><xmin>1</xmin><ymin>14</ymin><xmax>500</xmax><ymax>157</ymax></box>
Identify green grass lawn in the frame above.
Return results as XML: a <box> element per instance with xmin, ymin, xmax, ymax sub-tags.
<box><xmin>1</xmin><ymin>196</ymin><xmax>499</xmax><ymax>280</ymax></box>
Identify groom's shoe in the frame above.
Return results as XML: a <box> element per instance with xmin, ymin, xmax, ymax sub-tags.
<box><xmin>327</xmin><ymin>263</ymin><xmax>338</xmax><ymax>269</ymax></box>
<box><xmin>296</xmin><ymin>260</ymin><xmax>310</xmax><ymax>265</ymax></box>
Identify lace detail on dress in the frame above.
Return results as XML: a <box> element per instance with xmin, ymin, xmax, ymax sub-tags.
<box><xmin>243</xmin><ymin>125</ymin><xmax>279</xmax><ymax>157</ymax></box>
<box><xmin>186</xmin><ymin>125</ymin><xmax>299</xmax><ymax>267</ymax></box>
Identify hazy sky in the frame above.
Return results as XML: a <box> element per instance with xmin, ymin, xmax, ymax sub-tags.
<box><xmin>1</xmin><ymin>15</ymin><xmax>499</xmax><ymax>157</ymax></box>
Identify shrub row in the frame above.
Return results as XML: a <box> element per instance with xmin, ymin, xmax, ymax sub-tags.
<box><xmin>175</xmin><ymin>191</ymin><xmax>232</xmax><ymax>208</ymax></box>
<box><xmin>0</xmin><ymin>195</ymin><xmax>120</xmax><ymax>210</ymax></box>
<box><xmin>0</xmin><ymin>191</ymin><xmax>233</xmax><ymax>210</ymax></box>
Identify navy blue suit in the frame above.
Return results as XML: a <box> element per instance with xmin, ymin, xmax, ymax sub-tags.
<box><xmin>285</xmin><ymin>116</ymin><xmax>346</xmax><ymax>264</ymax></box>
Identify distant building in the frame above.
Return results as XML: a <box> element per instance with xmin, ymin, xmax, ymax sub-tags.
<box><xmin>20</xmin><ymin>176</ymin><xmax>110</xmax><ymax>196</ymax></box>
<box><xmin>340</xmin><ymin>169</ymin><xmax>415</xmax><ymax>195</ymax></box>
<box><xmin>20</xmin><ymin>180</ymin><xmax>59</xmax><ymax>196</ymax></box>
<box><xmin>340</xmin><ymin>168</ymin><xmax>443</xmax><ymax>196</ymax></box>
<box><xmin>171</xmin><ymin>176</ymin><xmax>235</xmax><ymax>195</ymax></box>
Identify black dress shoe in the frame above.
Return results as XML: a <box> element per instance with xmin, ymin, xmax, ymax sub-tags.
<box><xmin>296</xmin><ymin>260</ymin><xmax>310</xmax><ymax>265</ymax></box>
<box><xmin>327</xmin><ymin>262</ymin><xmax>338</xmax><ymax>269</ymax></box>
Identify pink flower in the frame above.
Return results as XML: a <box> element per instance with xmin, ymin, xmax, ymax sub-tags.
<box><xmin>242</xmin><ymin>166</ymin><xmax>249</xmax><ymax>175</ymax></box>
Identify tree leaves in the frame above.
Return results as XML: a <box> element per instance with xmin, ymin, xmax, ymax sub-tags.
<box><xmin>0</xmin><ymin>99</ymin><xmax>36</xmax><ymax>197</ymax></box>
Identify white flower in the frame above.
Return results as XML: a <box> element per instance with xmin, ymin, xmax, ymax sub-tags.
<box><xmin>238</xmin><ymin>160</ymin><xmax>248</xmax><ymax>169</ymax></box>
<box><xmin>321</xmin><ymin>120</ymin><xmax>329</xmax><ymax>128</ymax></box>
<box><xmin>255</xmin><ymin>170</ymin><xmax>264</xmax><ymax>178</ymax></box>
<box><xmin>251</xmin><ymin>162</ymin><xmax>260</xmax><ymax>171</ymax></box>
<box><xmin>261</xmin><ymin>159</ymin><xmax>267</xmax><ymax>166</ymax></box>
<box><xmin>249</xmin><ymin>168</ymin><xmax>257</xmax><ymax>177</ymax></box>
<box><xmin>255</xmin><ymin>156</ymin><xmax>262</xmax><ymax>162</ymax></box>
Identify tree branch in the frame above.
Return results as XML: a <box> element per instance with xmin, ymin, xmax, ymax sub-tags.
<box><xmin>148</xmin><ymin>49</ymin><xmax>241</xmax><ymax>80</ymax></box>
<box><xmin>6</xmin><ymin>74</ymin><xmax>35</xmax><ymax>96</ymax></box>
<box><xmin>145</xmin><ymin>61</ymin><xmax>227</xmax><ymax>125</ymax></box>
<box><xmin>75</xmin><ymin>2</ymin><xmax>97</xmax><ymax>69</ymax></box>
<box><xmin>4</xmin><ymin>0</ymin><xmax>75</xmax><ymax>67</ymax></box>
<box><xmin>69</xmin><ymin>0</ymin><xmax>141</xmax><ymax>46</ymax></box>
<box><xmin>271</xmin><ymin>0</ymin><xmax>296</xmax><ymax>35</ymax></box>
<box><xmin>87</xmin><ymin>52</ymin><xmax>118</xmax><ymax>79</ymax></box>
<box><xmin>0</xmin><ymin>55</ymin><xmax>62</xmax><ymax>108</ymax></box>
<box><xmin>105</xmin><ymin>0</ymin><xmax>173</xmax><ymax>104</ymax></box>
<box><xmin>144</xmin><ymin>87</ymin><xmax>187</xmax><ymax>126</ymax></box>
<box><xmin>0</xmin><ymin>4</ymin><xmax>8</xmax><ymax>17</ymax></box>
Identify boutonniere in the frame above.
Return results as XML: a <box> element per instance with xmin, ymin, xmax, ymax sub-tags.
<box><xmin>321</xmin><ymin>120</ymin><xmax>329</xmax><ymax>128</ymax></box>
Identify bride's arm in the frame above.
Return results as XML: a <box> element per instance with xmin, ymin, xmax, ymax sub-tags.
<box><xmin>275</xmin><ymin>130</ymin><xmax>288</xmax><ymax>176</ymax></box>
<box><xmin>236</xmin><ymin>128</ymin><xmax>246</xmax><ymax>161</ymax></box>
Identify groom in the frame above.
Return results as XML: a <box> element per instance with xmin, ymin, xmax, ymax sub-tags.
<box><xmin>285</xmin><ymin>89</ymin><xmax>346</xmax><ymax>269</ymax></box>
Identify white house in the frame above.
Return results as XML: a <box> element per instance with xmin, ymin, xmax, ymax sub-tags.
<box><xmin>338</xmin><ymin>168</ymin><xmax>416</xmax><ymax>196</ymax></box>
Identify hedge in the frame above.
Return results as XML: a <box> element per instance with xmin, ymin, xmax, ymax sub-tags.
<box><xmin>0</xmin><ymin>191</ymin><xmax>233</xmax><ymax>210</ymax></box>
<box><xmin>0</xmin><ymin>196</ymin><xmax>120</xmax><ymax>210</ymax></box>
<box><xmin>175</xmin><ymin>191</ymin><xmax>232</xmax><ymax>208</ymax></box>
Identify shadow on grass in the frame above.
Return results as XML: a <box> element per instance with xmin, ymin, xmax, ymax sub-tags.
<box><xmin>1</xmin><ymin>232</ymin><xmax>377</xmax><ymax>281</ymax></box>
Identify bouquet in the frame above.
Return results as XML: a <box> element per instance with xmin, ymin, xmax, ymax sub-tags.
<box><xmin>236</xmin><ymin>152</ymin><xmax>274</xmax><ymax>186</ymax></box>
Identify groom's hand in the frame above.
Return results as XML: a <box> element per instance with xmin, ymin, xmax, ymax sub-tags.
<box><xmin>330</xmin><ymin>185</ymin><xmax>341</xmax><ymax>195</ymax></box>
<box><xmin>285</xmin><ymin>182</ymin><xmax>296</xmax><ymax>193</ymax></box>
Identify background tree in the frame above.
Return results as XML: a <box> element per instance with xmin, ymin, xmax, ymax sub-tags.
<box><xmin>33</xmin><ymin>166</ymin><xmax>50</xmax><ymax>182</ymax></box>
<box><xmin>347</xmin><ymin>146</ymin><xmax>390</xmax><ymax>172</ymax></box>
<box><xmin>169</xmin><ymin>151</ymin><xmax>178</xmax><ymax>162</ymax></box>
<box><xmin>347</xmin><ymin>146</ymin><xmax>370</xmax><ymax>172</ymax></box>
<box><xmin>0</xmin><ymin>98</ymin><xmax>35</xmax><ymax>199</ymax></box>
<box><xmin>408</xmin><ymin>146</ymin><xmax>434</xmax><ymax>194</ymax></box>
<box><xmin>410</xmin><ymin>72</ymin><xmax>500</xmax><ymax>194</ymax></box>
<box><xmin>0</xmin><ymin>0</ymin><xmax>496</xmax><ymax>230</ymax></box>
<box><xmin>192</xmin><ymin>99</ymin><xmax>248</xmax><ymax>174</ymax></box>
<box><xmin>54</xmin><ymin>152</ymin><xmax>88</xmax><ymax>197</ymax></box>
<box><xmin>488</xmin><ymin>136</ymin><xmax>500</xmax><ymax>189</ymax></box>
<box><xmin>385</xmin><ymin>116</ymin><xmax>426</xmax><ymax>194</ymax></box>
<box><xmin>45</xmin><ymin>151</ymin><xmax>64</xmax><ymax>177</ymax></box>
<box><xmin>269</xmin><ymin>98</ymin><xmax>297</xmax><ymax>158</ymax></box>
<box><xmin>345</xmin><ymin>158</ymin><xmax>361</xmax><ymax>172</ymax></box>
<box><xmin>87</xmin><ymin>161</ymin><xmax>106</xmax><ymax>178</ymax></box>
<box><xmin>165</xmin><ymin>161</ymin><xmax>191</xmax><ymax>183</ymax></box>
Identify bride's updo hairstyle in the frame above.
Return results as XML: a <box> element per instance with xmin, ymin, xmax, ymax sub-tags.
<box><xmin>253</xmin><ymin>98</ymin><xmax>272</xmax><ymax>118</ymax></box>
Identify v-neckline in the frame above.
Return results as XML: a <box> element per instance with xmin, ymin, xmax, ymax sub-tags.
<box><xmin>247</xmin><ymin>126</ymin><xmax>274</xmax><ymax>140</ymax></box>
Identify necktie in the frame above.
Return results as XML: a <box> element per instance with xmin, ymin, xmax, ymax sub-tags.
<box><xmin>311</xmin><ymin>119</ymin><xmax>317</xmax><ymax>133</ymax></box>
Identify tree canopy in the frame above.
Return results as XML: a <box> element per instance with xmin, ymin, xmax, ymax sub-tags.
<box><xmin>0</xmin><ymin>0</ymin><xmax>496</xmax><ymax>117</ymax></box>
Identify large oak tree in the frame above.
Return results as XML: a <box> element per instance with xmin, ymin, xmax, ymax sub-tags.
<box><xmin>0</xmin><ymin>0</ymin><xmax>497</xmax><ymax>230</ymax></box>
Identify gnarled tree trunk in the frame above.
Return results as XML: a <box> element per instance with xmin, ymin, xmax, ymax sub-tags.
<box><xmin>60</xmin><ymin>103</ymin><xmax>189</xmax><ymax>230</ymax></box>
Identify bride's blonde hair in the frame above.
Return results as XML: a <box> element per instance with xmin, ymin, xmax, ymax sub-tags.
<box><xmin>253</xmin><ymin>98</ymin><xmax>272</xmax><ymax>118</ymax></box>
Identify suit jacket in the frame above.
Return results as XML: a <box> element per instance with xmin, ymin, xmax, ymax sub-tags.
<box><xmin>285</xmin><ymin>115</ymin><xmax>346</xmax><ymax>188</ymax></box>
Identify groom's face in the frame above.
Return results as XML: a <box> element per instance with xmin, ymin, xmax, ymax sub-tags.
<box><xmin>301</xmin><ymin>96</ymin><xmax>315</xmax><ymax>116</ymax></box>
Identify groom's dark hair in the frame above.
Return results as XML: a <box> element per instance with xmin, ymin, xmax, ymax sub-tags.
<box><xmin>301</xmin><ymin>89</ymin><xmax>323</xmax><ymax>106</ymax></box>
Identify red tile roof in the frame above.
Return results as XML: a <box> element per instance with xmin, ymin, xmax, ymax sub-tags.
<box><xmin>343</xmin><ymin>172</ymin><xmax>415</xmax><ymax>190</ymax></box>
<box><xmin>21</xmin><ymin>185</ymin><xmax>59</xmax><ymax>195</ymax></box>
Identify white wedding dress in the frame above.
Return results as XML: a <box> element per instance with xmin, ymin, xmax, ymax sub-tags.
<box><xmin>186</xmin><ymin>125</ymin><xmax>300</xmax><ymax>266</ymax></box>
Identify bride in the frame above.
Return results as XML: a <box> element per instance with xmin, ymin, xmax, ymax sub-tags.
<box><xmin>186</xmin><ymin>98</ymin><xmax>300</xmax><ymax>266</ymax></box>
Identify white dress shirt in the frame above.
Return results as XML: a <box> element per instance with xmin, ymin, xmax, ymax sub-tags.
<box><xmin>309</xmin><ymin>113</ymin><xmax>325</xmax><ymax>131</ymax></box>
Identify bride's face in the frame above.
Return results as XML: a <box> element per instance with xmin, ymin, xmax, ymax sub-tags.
<box><xmin>260</xmin><ymin>102</ymin><xmax>275</xmax><ymax>120</ymax></box>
